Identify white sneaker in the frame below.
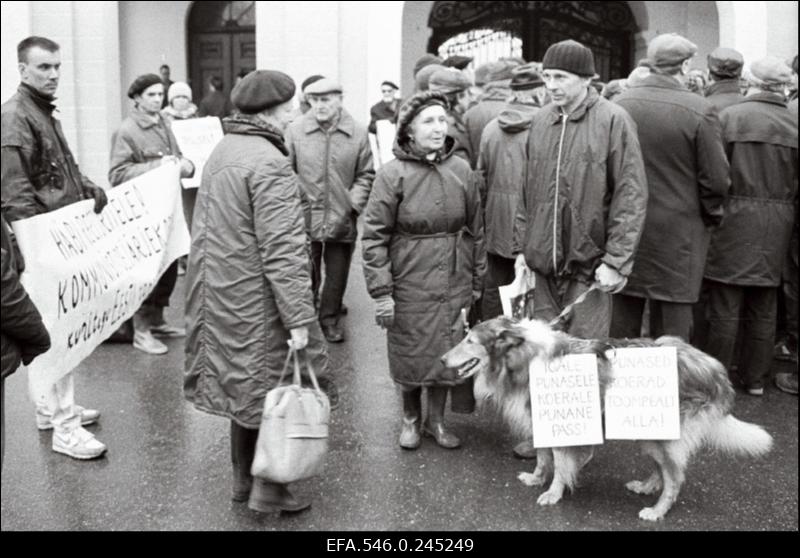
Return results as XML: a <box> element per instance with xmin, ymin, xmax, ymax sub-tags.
<box><xmin>133</xmin><ymin>330</ymin><xmax>168</xmax><ymax>355</ymax></box>
<box><xmin>52</xmin><ymin>427</ymin><xmax>107</xmax><ymax>460</ymax></box>
<box><xmin>36</xmin><ymin>405</ymin><xmax>100</xmax><ymax>431</ymax></box>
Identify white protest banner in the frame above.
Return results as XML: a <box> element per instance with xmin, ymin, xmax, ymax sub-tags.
<box><xmin>604</xmin><ymin>347</ymin><xmax>680</xmax><ymax>440</ymax></box>
<box><xmin>170</xmin><ymin>116</ymin><xmax>224</xmax><ymax>189</ymax></box>
<box><xmin>375</xmin><ymin>120</ymin><xmax>396</xmax><ymax>165</ymax></box>
<box><xmin>498</xmin><ymin>267</ymin><xmax>535</xmax><ymax>319</ymax></box>
<box><xmin>368</xmin><ymin>133</ymin><xmax>382</xmax><ymax>171</ymax></box>
<box><xmin>12</xmin><ymin>162</ymin><xmax>189</xmax><ymax>399</ymax></box>
<box><xmin>529</xmin><ymin>354</ymin><xmax>604</xmax><ymax>448</ymax></box>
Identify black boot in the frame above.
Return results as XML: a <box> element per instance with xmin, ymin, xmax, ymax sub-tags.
<box><xmin>230</xmin><ymin>422</ymin><xmax>257</xmax><ymax>502</ymax></box>
<box><xmin>248</xmin><ymin>478</ymin><xmax>311</xmax><ymax>514</ymax></box>
<box><xmin>423</xmin><ymin>387</ymin><xmax>461</xmax><ymax>449</ymax></box>
<box><xmin>399</xmin><ymin>387</ymin><xmax>422</xmax><ymax>450</ymax></box>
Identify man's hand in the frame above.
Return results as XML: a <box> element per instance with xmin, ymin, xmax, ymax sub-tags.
<box><xmin>88</xmin><ymin>186</ymin><xmax>108</xmax><ymax>214</ymax></box>
<box><xmin>594</xmin><ymin>263</ymin><xmax>627</xmax><ymax>294</ymax></box>
<box><xmin>179</xmin><ymin>157</ymin><xmax>195</xmax><ymax>179</ymax></box>
<box><xmin>288</xmin><ymin>326</ymin><xmax>309</xmax><ymax>350</ymax></box>
<box><xmin>374</xmin><ymin>295</ymin><xmax>395</xmax><ymax>329</ymax></box>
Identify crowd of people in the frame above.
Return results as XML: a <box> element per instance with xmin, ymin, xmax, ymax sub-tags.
<box><xmin>1</xmin><ymin>31</ymin><xmax>797</xmax><ymax>516</ymax></box>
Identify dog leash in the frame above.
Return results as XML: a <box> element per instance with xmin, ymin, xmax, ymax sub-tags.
<box><xmin>548</xmin><ymin>284</ymin><xmax>600</xmax><ymax>327</ymax></box>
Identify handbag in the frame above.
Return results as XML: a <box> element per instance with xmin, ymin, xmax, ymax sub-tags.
<box><xmin>251</xmin><ymin>346</ymin><xmax>330</xmax><ymax>483</ymax></box>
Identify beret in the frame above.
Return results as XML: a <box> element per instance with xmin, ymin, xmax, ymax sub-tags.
<box><xmin>415</xmin><ymin>64</ymin><xmax>447</xmax><ymax>91</ymax></box>
<box><xmin>646</xmin><ymin>33</ymin><xmax>697</xmax><ymax>68</ymax></box>
<box><xmin>443</xmin><ymin>55</ymin><xmax>473</xmax><ymax>70</ymax></box>
<box><xmin>128</xmin><ymin>73</ymin><xmax>163</xmax><ymax>99</ymax></box>
<box><xmin>231</xmin><ymin>70</ymin><xmax>296</xmax><ymax>113</ymax></box>
<box><xmin>381</xmin><ymin>80</ymin><xmax>399</xmax><ymax>90</ymax></box>
<box><xmin>304</xmin><ymin>77</ymin><xmax>343</xmax><ymax>96</ymax></box>
<box><xmin>413</xmin><ymin>54</ymin><xmax>444</xmax><ymax>76</ymax></box>
<box><xmin>707</xmin><ymin>47</ymin><xmax>744</xmax><ymax>79</ymax></box>
<box><xmin>510</xmin><ymin>63</ymin><xmax>544</xmax><ymax>90</ymax></box>
<box><xmin>396</xmin><ymin>90</ymin><xmax>449</xmax><ymax>143</ymax></box>
<box><xmin>428</xmin><ymin>68</ymin><xmax>471</xmax><ymax>94</ymax></box>
<box><xmin>168</xmin><ymin>81</ymin><xmax>192</xmax><ymax>102</ymax></box>
<box><xmin>301</xmin><ymin>74</ymin><xmax>325</xmax><ymax>92</ymax></box>
<box><xmin>748</xmin><ymin>56</ymin><xmax>794</xmax><ymax>85</ymax></box>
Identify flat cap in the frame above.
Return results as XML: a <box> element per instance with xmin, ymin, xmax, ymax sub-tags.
<box><xmin>428</xmin><ymin>68</ymin><xmax>471</xmax><ymax>94</ymax></box>
<box><xmin>707</xmin><ymin>47</ymin><xmax>744</xmax><ymax>79</ymax></box>
<box><xmin>415</xmin><ymin>64</ymin><xmax>447</xmax><ymax>91</ymax></box>
<box><xmin>646</xmin><ymin>33</ymin><xmax>697</xmax><ymax>68</ymax></box>
<box><xmin>381</xmin><ymin>80</ymin><xmax>399</xmax><ymax>90</ymax></box>
<box><xmin>510</xmin><ymin>63</ymin><xmax>544</xmax><ymax>90</ymax></box>
<box><xmin>231</xmin><ymin>70</ymin><xmax>296</xmax><ymax>114</ymax></box>
<box><xmin>748</xmin><ymin>56</ymin><xmax>794</xmax><ymax>85</ymax></box>
<box><xmin>443</xmin><ymin>55</ymin><xmax>473</xmax><ymax>70</ymax></box>
<box><xmin>485</xmin><ymin>60</ymin><xmax>517</xmax><ymax>83</ymax></box>
<box><xmin>413</xmin><ymin>54</ymin><xmax>444</xmax><ymax>76</ymax></box>
<box><xmin>304</xmin><ymin>77</ymin><xmax>343</xmax><ymax>96</ymax></box>
<box><xmin>128</xmin><ymin>73</ymin><xmax>163</xmax><ymax>99</ymax></box>
<box><xmin>301</xmin><ymin>74</ymin><xmax>324</xmax><ymax>92</ymax></box>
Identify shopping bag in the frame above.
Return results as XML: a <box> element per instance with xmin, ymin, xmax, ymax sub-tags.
<box><xmin>498</xmin><ymin>266</ymin><xmax>536</xmax><ymax>319</ymax></box>
<box><xmin>251</xmin><ymin>346</ymin><xmax>330</xmax><ymax>483</ymax></box>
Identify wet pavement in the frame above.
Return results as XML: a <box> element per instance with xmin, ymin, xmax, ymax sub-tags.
<box><xmin>1</xmin><ymin>246</ymin><xmax>797</xmax><ymax>532</ymax></box>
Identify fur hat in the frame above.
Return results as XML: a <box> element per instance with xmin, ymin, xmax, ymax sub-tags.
<box><xmin>396</xmin><ymin>90</ymin><xmax>449</xmax><ymax>143</ymax></box>
<box><xmin>127</xmin><ymin>73</ymin><xmax>163</xmax><ymax>99</ymax></box>
<box><xmin>231</xmin><ymin>70</ymin><xmax>296</xmax><ymax>114</ymax></box>
<box><xmin>543</xmin><ymin>40</ymin><xmax>596</xmax><ymax>77</ymax></box>
<box><xmin>168</xmin><ymin>81</ymin><xmax>192</xmax><ymax>103</ymax></box>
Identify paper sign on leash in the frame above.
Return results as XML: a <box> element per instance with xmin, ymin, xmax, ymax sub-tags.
<box><xmin>499</xmin><ymin>267</ymin><xmax>535</xmax><ymax>319</ymax></box>
<box><xmin>529</xmin><ymin>354</ymin><xmax>604</xmax><ymax>447</ymax></box>
<box><xmin>170</xmin><ymin>116</ymin><xmax>224</xmax><ymax>189</ymax></box>
<box><xmin>604</xmin><ymin>347</ymin><xmax>680</xmax><ymax>439</ymax></box>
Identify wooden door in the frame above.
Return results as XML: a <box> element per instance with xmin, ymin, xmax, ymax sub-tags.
<box><xmin>190</xmin><ymin>33</ymin><xmax>232</xmax><ymax>104</ymax></box>
<box><xmin>231</xmin><ymin>34</ymin><xmax>256</xmax><ymax>80</ymax></box>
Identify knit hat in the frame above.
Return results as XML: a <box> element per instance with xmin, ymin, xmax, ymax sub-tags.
<box><xmin>304</xmin><ymin>78</ymin><xmax>343</xmax><ymax>96</ymax></box>
<box><xmin>747</xmin><ymin>56</ymin><xmax>794</xmax><ymax>86</ymax></box>
<box><xmin>396</xmin><ymin>90</ymin><xmax>448</xmax><ymax>143</ymax></box>
<box><xmin>413</xmin><ymin>54</ymin><xmax>444</xmax><ymax>76</ymax></box>
<box><xmin>168</xmin><ymin>81</ymin><xmax>192</xmax><ymax>103</ymax></box>
<box><xmin>443</xmin><ymin>55</ymin><xmax>473</xmax><ymax>70</ymax></box>
<box><xmin>707</xmin><ymin>47</ymin><xmax>744</xmax><ymax>79</ymax></box>
<box><xmin>231</xmin><ymin>70</ymin><xmax>296</xmax><ymax>114</ymax></box>
<box><xmin>510</xmin><ymin>63</ymin><xmax>544</xmax><ymax>90</ymax></box>
<box><xmin>415</xmin><ymin>64</ymin><xmax>447</xmax><ymax>91</ymax></box>
<box><xmin>542</xmin><ymin>40</ymin><xmax>596</xmax><ymax>77</ymax></box>
<box><xmin>428</xmin><ymin>68</ymin><xmax>471</xmax><ymax>94</ymax></box>
<box><xmin>646</xmin><ymin>33</ymin><xmax>697</xmax><ymax>69</ymax></box>
<box><xmin>301</xmin><ymin>74</ymin><xmax>324</xmax><ymax>92</ymax></box>
<box><xmin>127</xmin><ymin>73</ymin><xmax>163</xmax><ymax>99</ymax></box>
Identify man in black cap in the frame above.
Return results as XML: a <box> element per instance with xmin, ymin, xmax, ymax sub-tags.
<box><xmin>285</xmin><ymin>78</ymin><xmax>375</xmax><ymax>343</ymax></box>
<box><xmin>612</xmin><ymin>33</ymin><xmax>730</xmax><ymax>344</ymax></box>
<box><xmin>514</xmin><ymin>39</ymin><xmax>647</xmax><ymax>344</ymax></box>
<box><xmin>705</xmin><ymin>47</ymin><xmax>745</xmax><ymax>113</ymax></box>
<box><xmin>368</xmin><ymin>80</ymin><xmax>399</xmax><ymax>135</ymax></box>
<box><xmin>1</xmin><ymin>36</ymin><xmax>108</xmax><ymax>460</ymax></box>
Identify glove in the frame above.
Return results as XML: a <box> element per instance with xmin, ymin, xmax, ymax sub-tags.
<box><xmin>594</xmin><ymin>263</ymin><xmax>627</xmax><ymax>294</ymax></box>
<box><xmin>88</xmin><ymin>186</ymin><xmax>108</xmax><ymax>214</ymax></box>
<box><xmin>288</xmin><ymin>326</ymin><xmax>309</xmax><ymax>350</ymax></box>
<box><xmin>374</xmin><ymin>294</ymin><xmax>395</xmax><ymax>329</ymax></box>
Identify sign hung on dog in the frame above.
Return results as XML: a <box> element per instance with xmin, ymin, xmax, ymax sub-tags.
<box><xmin>529</xmin><ymin>354</ymin><xmax>604</xmax><ymax>447</ymax></box>
<box><xmin>603</xmin><ymin>347</ymin><xmax>680</xmax><ymax>440</ymax></box>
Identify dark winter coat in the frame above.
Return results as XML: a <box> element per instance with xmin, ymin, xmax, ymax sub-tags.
<box><xmin>705</xmin><ymin>79</ymin><xmax>744</xmax><ymax>114</ymax></box>
<box><xmin>368</xmin><ymin>100</ymin><xmax>399</xmax><ymax>135</ymax></box>
<box><xmin>285</xmin><ymin>109</ymin><xmax>375</xmax><ymax>243</ymax></box>
<box><xmin>362</xmin><ymin>137</ymin><xmax>486</xmax><ymax>387</ymax></box>
<box><xmin>477</xmin><ymin>103</ymin><xmax>539</xmax><ymax>259</ymax></box>
<box><xmin>515</xmin><ymin>87</ymin><xmax>647</xmax><ymax>284</ymax></box>
<box><xmin>1</xmin><ymin>84</ymin><xmax>101</xmax><ymax>222</ymax></box>
<box><xmin>197</xmin><ymin>90</ymin><xmax>233</xmax><ymax>119</ymax></box>
<box><xmin>1</xmin><ymin>214</ymin><xmax>50</xmax><ymax>379</ymax></box>
<box><xmin>615</xmin><ymin>74</ymin><xmax>730</xmax><ymax>303</ymax></box>
<box><xmin>704</xmin><ymin>93</ymin><xmax>798</xmax><ymax>287</ymax></box>
<box><xmin>445</xmin><ymin>108</ymin><xmax>471</xmax><ymax>165</ymax></box>
<box><xmin>184</xmin><ymin>115</ymin><xmax>328</xmax><ymax>428</ymax></box>
<box><xmin>463</xmin><ymin>85</ymin><xmax>512</xmax><ymax>168</ymax></box>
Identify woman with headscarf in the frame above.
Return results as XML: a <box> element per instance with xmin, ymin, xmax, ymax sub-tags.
<box><xmin>362</xmin><ymin>90</ymin><xmax>486</xmax><ymax>451</ymax></box>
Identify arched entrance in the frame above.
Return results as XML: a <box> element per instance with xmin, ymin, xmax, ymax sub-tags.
<box><xmin>187</xmin><ymin>1</ymin><xmax>255</xmax><ymax>103</ymax></box>
<box><xmin>427</xmin><ymin>1</ymin><xmax>639</xmax><ymax>81</ymax></box>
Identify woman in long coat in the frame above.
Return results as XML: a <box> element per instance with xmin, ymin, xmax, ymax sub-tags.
<box><xmin>362</xmin><ymin>91</ymin><xmax>486</xmax><ymax>450</ymax></box>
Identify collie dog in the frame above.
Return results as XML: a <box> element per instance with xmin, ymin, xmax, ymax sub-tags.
<box><xmin>441</xmin><ymin>316</ymin><xmax>773</xmax><ymax>521</ymax></box>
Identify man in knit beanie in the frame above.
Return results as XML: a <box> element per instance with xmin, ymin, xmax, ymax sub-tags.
<box><xmin>611</xmin><ymin>33</ymin><xmax>729</xmax><ymax>346</ymax></box>
<box><xmin>514</xmin><ymin>40</ymin><xmax>648</xmax><ymax>394</ymax></box>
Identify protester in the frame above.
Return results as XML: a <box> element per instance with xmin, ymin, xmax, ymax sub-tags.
<box><xmin>368</xmin><ymin>80</ymin><xmax>399</xmax><ymax>135</ymax></box>
<box><xmin>299</xmin><ymin>74</ymin><xmax>324</xmax><ymax>115</ymax></box>
<box><xmin>198</xmin><ymin>75</ymin><xmax>233</xmax><ymax>118</ymax></box>
<box><xmin>184</xmin><ymin>69</ymin><xmax>331</xmax><ymax>514</ymax></box>
<box><xmin>685</xmin><ymin>68</ymin><xmax>707</xmax><ymax>95</ymax></box>
<box><xmin>703</xmin><ymin>57</ymin><xmax>798</xmax><ymax>396</ymax></box>
<box><xmin>362</xmin><ymin>90</ymin><xmax>486</xmax><ymax>451</ymax></box>
<box><xmin>285</xmin><ymin>78</ymin><xmax>375</xmax><ymax>344</ymax></box>
<box><xmin>428</xmin><ymin>68</ymin><xmax>472</xmax><ymax>163</ymax></box>
<box><xmin>1</xmin><ymin>36</ymin><xmax>107</xmax><ymax>460</ymax></box>
<box><xmin>705</xmin><ymin>47</ymin><xmax>745</xmax><ymax>112</ymax></box>
<box><xmin>108</xmin><ymin>73</ymin><xmax>194</xmax><ymax>355</ymax></box>
<box><xmin>514</xmin><ymin>40</ymin><xmax>647</xmax><ymax>343</ymax></box>
<box><xmin>611</xmin><ymin>34</ymin><xmax>729</xmax><ymax>342</ymax></box>
<box><xmin>159</xmin><ymin>64</ymin><xmax>173</xmax><ymax>109</ymax></box>
<box><xmin>415</xmin><ymin>63</ymin><xmax>447</xmax><ymax>92</ymax></box>
<box><xmin>1</xmin><ymin>214</ymin><xmax>51</xmax><ymax>466</ymax></box>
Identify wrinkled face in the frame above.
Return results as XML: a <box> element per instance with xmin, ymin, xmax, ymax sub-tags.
<box><xmin>135</xmin><ymin>83</ymin><xmax>164</xmax><ymax>114</ymax></box>
<box><xmin>408</xmin><ymin>104</ymin><xmax>447</xmax><ymax>153</ymax></box>
<box><xmin>542</xmin><ymin>69</ymin><xmax>589</xmax><ymax>111</ymax></box>
<box><xmin>381</xmin><ymin>85</ymin><xmax>397</xmax><ymax>103</ymax></box>
<box><xmin>307</xmin><ymin>93</ymin><xmax>342</xmax><ymax>124</ymax></box>
<box><xmin>265</xmin><ymin>98</ymin><xmax>297</xmax><ymax>132</ymax></box>
<box><xmin>171</xmin><ymin>95</ymin><xmax>190</xmax><ymax>111</ymax></box>
<box><xmin>19</xmin><ymin>46</ymin><xmax>61</xmax><ymax>97</ymax></box>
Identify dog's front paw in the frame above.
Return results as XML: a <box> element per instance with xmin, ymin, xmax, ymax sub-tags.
<box><xmin>518</xmin><ymin>472</ymin><xmax>545</xmax><ymax>487</ymax></box>
<box><xmin>626</xmin><ymin>479</ymin><xmax>661</xmax><ymax>495</ymax></box>
<box><xmin>537</xmin><ymin>490</ymin><xmax>563</xmax><ymax>506</ymax></box>
<box><xmin>639</xmin><ymin>507</ymin><xmax>665</xmax><ymax>522</ymax></box>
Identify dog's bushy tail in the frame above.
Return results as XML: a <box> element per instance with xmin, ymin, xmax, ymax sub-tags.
<box><xmin>706</xmin><ymin>415</ymin><xmax>773</xmax><ymax>457</ymax></box>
